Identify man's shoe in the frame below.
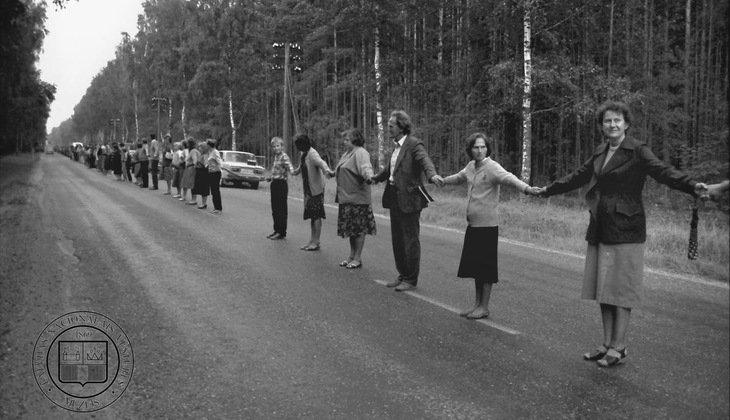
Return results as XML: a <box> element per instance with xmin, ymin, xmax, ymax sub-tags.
<box><xmin>395</xmin><ymin>283</ymin><xmax>416</xmax><ymax>292</ymax></box>
<box><xmin>385</xmin><ymin>280</ymin><xmax>401</xmax><ymax>288</ymax></box>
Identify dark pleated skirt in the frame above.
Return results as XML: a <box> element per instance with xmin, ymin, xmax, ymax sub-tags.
<box><xmin>457</xmin><ymin>226</ymin><xmax>499</xmax><ymax>283</ymax></box>
<box><xmin>192</xmin><ymin>167</ymin><xmax>209</xmax><ymax>196</ymax></box>
<box><xmin>303</xmin><ymin>193</ymin><xmax>325</xmax><ymax>220</ymax></box>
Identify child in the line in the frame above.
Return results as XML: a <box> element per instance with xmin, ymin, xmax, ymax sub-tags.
<box><xmin>265</xmin><ymin>137</ymin><xmax>294</xmax><ymax>239</ymax></box>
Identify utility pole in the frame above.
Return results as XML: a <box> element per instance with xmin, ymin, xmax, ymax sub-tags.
<box><xmin>151</xmin><ymin>94</ymin><xmax>168</xmax><ymax>142</ymax></box>
<box><xmin>109</xmin><ymin>118</ymin><xmax>121</xmax><ymax>142</ymax></box>
<box><xmin>283</xmin><ymin>42</ymin><xmax>291</xmax><ymax>157</ymax></box>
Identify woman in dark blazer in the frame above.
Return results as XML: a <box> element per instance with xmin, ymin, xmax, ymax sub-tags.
<box><xmin>534</xmin><ymin>100</ymin><xmax>707</xmax><ymax>367</ymax></box>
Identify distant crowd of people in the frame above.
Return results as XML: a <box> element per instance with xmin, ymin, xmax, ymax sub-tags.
<box><xmin>74</xmin><ymin>134</ymin><xmax>224</xmax><ymax>213</ymax></box>
<box><xmin>67</xmin><ymin>103</ymin><xmax>728</xmax><ymax>369</ymax></box>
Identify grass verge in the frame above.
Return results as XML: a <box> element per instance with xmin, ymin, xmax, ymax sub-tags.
<box><xmin>269</xmin><ymin>175</ymin><xmax>728</xmax><ymax>283</ymax></box>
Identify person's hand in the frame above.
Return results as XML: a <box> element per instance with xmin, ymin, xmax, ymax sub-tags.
<box><xmin>702</xmin><ymin>180</ymin><xmax>729</xmax><ymax>201</ymax></box>
<box><xmin>525</xmin><ymin>186</ymin><xmax>546</xmax><ymax>196</ymax></box>
<box><xmin>694</xmin><ymin>182</ymin><xmax>709</xmax><ymax>199</ymax></box>
<box><xmin>431</xmin><ymin>175</ymin><xmax>444</xmax><ymax>187</ymax></box>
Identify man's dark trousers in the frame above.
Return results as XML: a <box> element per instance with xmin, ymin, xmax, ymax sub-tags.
<box><xmin>139</xmin><ymin>161</ymin><xmax>149</xmax><ymax>187</ymax></box>
<box><xmin>150</xmin><ymin>159</ymin><xmax>159</xmax><ymax>188</ymax></box>
<box><xmin>389</xmin><ymin>207</ymin><xmax>421</xmax><ymax>286</ymax></box>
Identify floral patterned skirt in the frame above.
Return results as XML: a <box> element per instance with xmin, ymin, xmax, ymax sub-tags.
<box><xmin>337</xmin><ymin>203</ymin><xmax>376</xmax><ymax>237</ymax></box>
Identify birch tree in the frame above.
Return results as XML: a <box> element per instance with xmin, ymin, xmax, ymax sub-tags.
<box><xmin>520</xmin><ymin>0</ymin><xmax>533</xmax><ymax>183</ymax></box>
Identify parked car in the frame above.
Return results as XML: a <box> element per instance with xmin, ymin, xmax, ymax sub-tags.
<box><xmin>219</xmin><ymin>150</ymin><xmax>265</xmax><ymax>189</ymax></box>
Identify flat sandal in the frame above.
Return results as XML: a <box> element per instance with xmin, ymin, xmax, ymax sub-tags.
<box><xmin>583</xmin><ymin>345</ymin><xmax>609</xmax><ymax>361</ymax></box>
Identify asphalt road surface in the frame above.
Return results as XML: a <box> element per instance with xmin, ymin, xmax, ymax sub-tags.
<box><xmin>1</xmin><ymin>154</ymin><xmax>728</xmax><ymax>418</ymax></box>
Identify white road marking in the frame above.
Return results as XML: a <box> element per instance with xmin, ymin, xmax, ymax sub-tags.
<box><xmin>372</xmin><ymin>279</ymin><xmax>521</xmax><ymax>335</ymax></box>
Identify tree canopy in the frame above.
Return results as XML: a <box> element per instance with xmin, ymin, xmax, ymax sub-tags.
<box><xmin>44</xmin><ymin>0</ymin><xmax>727</xmax><ymax>185</ymax></box>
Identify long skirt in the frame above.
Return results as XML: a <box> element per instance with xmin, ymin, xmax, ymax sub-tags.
<box><xmin>181</xmin><ymin>166</ymin><xmax>196</xmax><ymax>189</ymax></box>
<box><xmin>171</xmin><ymin>166</ymin><xmax>182</xmax><ymax>188</ymax></box>
<box><xmin>457</xmin><ymin>226</ymin><xmax>498</xmax><ymax>283</ymax></box>
<box><xmin>192</xmin><ymin>167</ymin><xmax>209</xmax><ymax>196</ymax></box>
<box><xmin>583</xmin><ymin>243</ymin><xmax>644</xmax><ymax>308</ymax></box>
<box><xmin>161</xmin><ymin>165</ymin><xmax>173</xmax><ymax>182</ymax></box>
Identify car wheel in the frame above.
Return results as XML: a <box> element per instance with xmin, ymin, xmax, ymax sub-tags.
<box><xmin>250</xmin><ymin>181</ymin><xmax>259</xmax><ymax>190</ymax></box>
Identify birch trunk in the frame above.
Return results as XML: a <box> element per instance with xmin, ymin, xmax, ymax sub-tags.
<box><xmin>374</xmin><ymin>27</ymin><xmax>385</xmax><ymax>170</ymax></box>
<box><xmin>181</xmin><ymin>98</ymin><xmax>187</xmax><ymax>139</ymax></box>
<box><xmin>520</xmin><ymin>0</ymin><xmax>533</xmax><ymax>183</ymax></box>
<box><xmin>228</xmin><ymin>85</ymin><xmax>236</xmax><ymax>151</ymax></box>
<box><xmin>133</xmin><ymin>79</ymin><xmax>140</xmax><ymax>141</ymax></box>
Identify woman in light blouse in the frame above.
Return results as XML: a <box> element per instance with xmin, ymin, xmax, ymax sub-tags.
<box><xmin>441</xmin><ymin>133</ymin><xmax>530</xmax><ymax>319</ymax></box>
<box><xmin>194</xmin><ymin>141</ymin><xmax>210</xmax><ymax>209</ymax></box>
<box><xmin>291</xmin><ymin>134</ymin><xmax>333</xmax><ymax>251</ymax></box>
<box><xmin>180</xmin><ymin>139</ymin><xmax>198</xmax><ymax>204</ymax></box>
<box><xmin>333</xmin><ymin>129</ymin><xmax>376</xmax><ymax>269</ymax></box>
<box><xmin>206</xmin><ymin>139</ymin><xmax>223</xmax><ymax>214</ymax></box>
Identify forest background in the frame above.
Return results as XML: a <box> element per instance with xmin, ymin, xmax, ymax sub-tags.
<box><xmin>2</xmin><ymin>0</ymin><xmax>728</xmax><ymax>280</ymax></box>
<box><xmin>5</xmin><ymin>0</ymin><xmax>728</xmax><ymax>189</ymax></box>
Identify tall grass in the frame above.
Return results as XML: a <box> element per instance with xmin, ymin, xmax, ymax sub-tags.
<box><xmin>272</xmin><ymin>175</ymin><xmax>728</xmax><ymax>282</ymax></box>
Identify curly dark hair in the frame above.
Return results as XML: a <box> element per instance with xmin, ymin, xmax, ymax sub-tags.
<box><xmin>595</xmin><ymin>100</ymin><xmax>633</xmax><ymax>128</ymax></box>
<box><xmin>465</xmin><ymin>132</ymin><xmax>494</xmax><ymax>160</ymax></box>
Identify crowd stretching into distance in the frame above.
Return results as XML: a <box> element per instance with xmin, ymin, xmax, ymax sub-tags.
<box><xmin>62</xmin><ymin>104</ymin><xmax>728</xmax><ymax>369</ymax></box>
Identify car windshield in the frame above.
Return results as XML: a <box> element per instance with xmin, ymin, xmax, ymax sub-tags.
<box><xmin>224</xmin><ymin>152</ymin><xmax>255</xmax><ymax>164</ymax></box>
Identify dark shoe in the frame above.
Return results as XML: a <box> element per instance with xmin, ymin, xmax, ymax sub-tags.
<box><xmin>583</xmin><ymin>345</ymin><xmax>609</xmax><ymax>361</ymax></box>
<box><xmin>197</xmin><ymin>205</ymin><xmax>208</xmax><ymax>209</ymax></box>
<box><xmin>385</xmin><ymin>280</ymin><xmax>401</xmax><ymax>288</ymax></box>
<box><xmin>266</xmin><ymin>232</ymin><xmax>277</xmax><ymax>238</ymax></box>
<box><xmin>269</xmin><ymin>233</ymin><xmax>285</xmax><ymax>240</ymax></box>
<box><xmin>346</xmin><ymin>261</ymin><xmax>362</xmax><ymax>269</ymax></box>
<box><xmin>597</xmin><ymin>348</ymin><xmax>627</xmax><ymax>368</ymax></box>
<box><xmin>395</xmin><ymin>282</ymin><xmax>416</xmax><ymax>292</ymax></box>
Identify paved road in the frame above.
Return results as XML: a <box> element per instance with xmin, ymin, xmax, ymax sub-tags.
<box><xmin>1</xmin><ymin>154</ymin><xmax>728</xmax><ymax>418</ymax></box>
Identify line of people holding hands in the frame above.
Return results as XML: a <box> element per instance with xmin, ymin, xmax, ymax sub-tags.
<box><xmin>78</xmin><ymin>100</ymin><xmax>726</xmax><ymax>369</ymax></box>
<box><xmin>268</xmin><ymin>102</ymin><xmax>724</xmax><ymax>369</ymax></box>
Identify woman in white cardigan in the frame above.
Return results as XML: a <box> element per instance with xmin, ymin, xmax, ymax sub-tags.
<box><xmin>441</xmin><ymin>133</ymin><xmax>532</xmax><ymax>319</ymax></box>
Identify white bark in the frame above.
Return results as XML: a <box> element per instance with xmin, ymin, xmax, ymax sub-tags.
<box><xmin>374</xmin><ymin>27</ymin><xmax>385</xmax><ymax>170</ymax></box>
<box><xmin>133</xmin><ymin>79</ymin><xmax>139</xmax><ymax>141</ymax></box>
<box><xmin>520</xmin><ymin>0</ymin><xmax>533</xmax><ymax>183</ymax></box>
<box><xmin>228</xmin><ymin>86</ymin><xmax>236</xmax><ymax>151</ymax></box>
<box><xmin>181</xmin><ymin>99</ymin><xmax>187</xmax><ymax>140</ymax></box>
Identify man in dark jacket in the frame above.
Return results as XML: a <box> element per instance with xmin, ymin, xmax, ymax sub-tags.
<box><xmin>372</xmin><ymin>110</ymin><xmax>443</xmax><ymax>291</ymax></box>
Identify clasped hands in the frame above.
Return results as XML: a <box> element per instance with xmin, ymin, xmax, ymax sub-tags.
<box><xmin>523</xmin><ymin>186</ymin><xmax>546</xmax><ymax>196</ymax></box>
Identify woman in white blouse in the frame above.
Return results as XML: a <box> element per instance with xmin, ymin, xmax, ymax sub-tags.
<box><xmin>441</xmin><ymin>133</ymin><xmax>531</xmax><ymax>319</ymax></box>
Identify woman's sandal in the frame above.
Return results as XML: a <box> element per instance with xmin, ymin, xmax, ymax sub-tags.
<box><xmin>339</xmin><ymin>259</ymin><xmax>352</xmax><ymax>267</ymax></box>
<box><xmin>346</xmin><ymin>261</ymin><xmax>362</xmax><ymax>269</ymax></box>
<box><xmin>583</xmin><ymin>345</ymin><xmax>609</xmax><ymax>361</ymax></box>
<box><xmin>597</xmin><ymin>347</ymin><xmax>627</xmax><ymax>368</ymax></box>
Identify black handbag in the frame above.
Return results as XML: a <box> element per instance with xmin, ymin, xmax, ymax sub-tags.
<box><xmin>687</xmin><ymin>198</ymin><xmax>699</xmax><ymax>260</ymax></box>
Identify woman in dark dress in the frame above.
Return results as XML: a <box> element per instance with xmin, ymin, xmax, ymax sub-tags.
<box><xmin>291</xmin><ymin>134</ymin><xmax>333</xmax><ymax>251</ymax></box>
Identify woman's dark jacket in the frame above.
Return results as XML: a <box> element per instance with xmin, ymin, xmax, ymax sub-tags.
<box><xmin>545</xmin><ymin>136</ymin><xmax>697</xmax><ymax>245</ymax></box>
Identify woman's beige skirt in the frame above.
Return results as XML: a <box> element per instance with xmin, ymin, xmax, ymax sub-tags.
<box><xmin>583</xmin><ymin>242</ymin><xmax>645</xmax><ymax>308</ymax></box>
